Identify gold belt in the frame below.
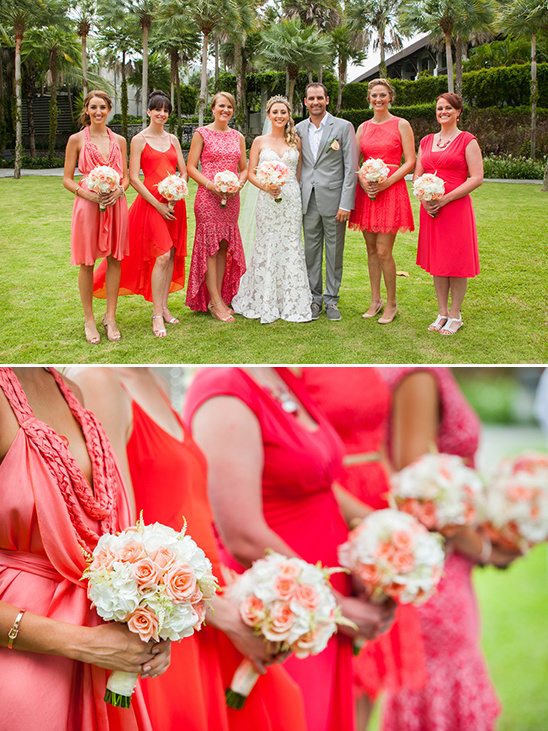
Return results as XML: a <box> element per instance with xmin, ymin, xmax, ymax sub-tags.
<box><xmin>343</xmin><ymin>451</ymin><xmax>381</xmax><ymax>466</ymax></box>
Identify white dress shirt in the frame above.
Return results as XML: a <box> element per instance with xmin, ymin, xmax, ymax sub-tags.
<box><xmin>307</xmin><ymin>114</ymin><xmax>328</xmax><ymax>163</ymax></box>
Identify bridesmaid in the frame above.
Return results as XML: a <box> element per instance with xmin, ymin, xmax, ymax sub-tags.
<box><xmin>415</xmin><ymin>93</ymin><xmax>483</xmax><ymax>335</ymax></box>
<box><xmin>0</xmin><ymin>367</ymin><xmax>170</xmax><ymax>731</ymax></box>
<box><xmin>94</xmin><ymin>90</ymin><xmax>187</xmax><ymax>338</ymax></box>
<box><xmin>69</xmin><ymin>366</ymin><xmax>307</xmax><ymax>731</ymax></box>
<box><xmin>349</xmin><ymin>79</ymin><xmax>415</xmax><ymax>325</ymax></box>
<box><xmin>63</xmin><ymin>90</ymin><xmax>129</xmax><ymax>344</ymax></box>
<box><xmin>186</xmin><ymin>92</ymin><xmax>247</xmax><ymax>322</ymax></box>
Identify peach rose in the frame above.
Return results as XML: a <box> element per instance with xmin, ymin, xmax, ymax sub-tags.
<box><xmin>127</xmin><ymin>606</ymin><xmax>159</xmax><ymax>642</ymax></box>
<box><xmin>274</xmin><ymin>575</ymin><xmax>297</xmax><ymax>600</ymax></box>
<box><xmin>193</xmin><ymin>602</ymin><xmax>206</xmax><ymax>629</ymax></box>
<box><xmin>293</xmin><ymin>628</ymin><xmax>319</xmax><ymax>653</ymax></box>
<box><xmin>392</xmin><ymin>530</ymin><xmax>413</xmax><ymax>552</ymax></box>
<box><xmin>262</xmin><ymin>601</ymin><xmax>295</xmax><ymax>642</ymax></box>
<box><xmin>89</xmin><ymin>547</ymin><xmax>117</xmax><ymax>571</ymax></box>
<box><xmin>240</xmin><ymin>595</ymin><xmax>265</xmax><ymax>627</ymax></box>
<box><xmin>399</xmin><ymin>498</ymin><xmax>422</xmax><ymax>521</ymax></box>
<box><xmin>132</xmin><ymin>557</ymin><xmax>162</xmax><ymax>589</ymax></box>
<box><xmin>278</xmin><ymin>562</ymin><xmax>300</xmax><ymax>578</ymax></box>
<box><xmin>119</xmin><ymin>541</ymin><xmax>146</xmax><ymax>564</ymax></box>
<box><xmin>375</xmin><ymin>541</ymin><xmax>396</xmax><ymax>561</ymax></box>
<box><xmin>149</xmin><ymin>547</ymin><xmax>177</xmax><ymax>571</ymax></box>
<box><xmin>294</xmin><ymin>583</ymin><xmax>319</xmax><ymax>611</ymax></box>
<box><xmin>419</xmin><ymin>501</ymin><xmax>438</xmax><ymax>529</ymax></box>
<box><xmin>163</xmin><ymin>564</ymin><xmax>196</xmax><ymax>602</ymax></box>
<box><xmin>358</xmin><ymin>563</ymin><xmax>381</xmax><ymax>584</ymax></box>
<box><xmin>190</xmin><ymin>585</ymin><xmax>203</xmax><ymax>605</ymax></box>
<box><xmin>390</xmin><ymin>550</ymin><xmax>415</xmax><ymax>573</ymax></box>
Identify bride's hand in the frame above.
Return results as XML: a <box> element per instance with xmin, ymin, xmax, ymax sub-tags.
<box><xmin>265</xmin><ymin>184</ymin><xmax>282</xmax><ymax>198</ymax></box>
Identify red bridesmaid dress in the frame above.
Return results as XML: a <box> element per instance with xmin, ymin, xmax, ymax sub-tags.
<box><xmin>349</xmin><ymin>117</ymin><xmax>414</xmax><ymax>235</ymax></box>
<box><xmin>93</xmin><ymin>138</ymin><xmax>186</xmax><ymax>301</ymax></box>
<box><xmin>301</xmin><ymin>367</ymin><xmax>427</xmax><ymax>700</ymax></box>
<box><xmin>125</xmin><ymin>388</ymin><xmax>307</xmax><ymax>731</ymax></box>
<box><xmin>184</xmin><ymin>367</ymin><xmax>355</xmax><ymax>731</ymax></box>
<box><xmin>416</xmin><ymin>132</ymin><xmax>480</xmax><ymax>277</ymax></box>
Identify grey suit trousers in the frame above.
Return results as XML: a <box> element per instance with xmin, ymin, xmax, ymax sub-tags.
<box><xmin>303</xmin><ymin>190</ymin><xmax>346</xmax><ymax>306</ymax></box>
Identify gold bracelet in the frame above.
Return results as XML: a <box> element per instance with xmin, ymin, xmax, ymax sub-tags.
<box><xmin>7</xmin><ymin>610</ymin><xmax>25</xmax><ymax>650</ymax></box>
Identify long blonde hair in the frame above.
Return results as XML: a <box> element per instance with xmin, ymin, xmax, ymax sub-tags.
<box><xmin>266</xmin><ymin>95</ymin><xmax>298</xmax><ymax>148</ymax></box>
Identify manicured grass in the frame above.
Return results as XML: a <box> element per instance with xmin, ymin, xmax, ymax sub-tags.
<box><xmin>0</xmin><ymin>176</ymin><xmax>546</xmax><ymax>364</ymax></box>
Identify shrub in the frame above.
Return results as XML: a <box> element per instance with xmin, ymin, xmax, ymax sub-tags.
<box><xmin>482</xmin><ymin>154</ymin><xmax>545</xmax><ymax>179</ymax></box>
<box><xmin>0</xmin><ymin>155</ymin><xmax>65</xmax><ymax>169</ymax></box>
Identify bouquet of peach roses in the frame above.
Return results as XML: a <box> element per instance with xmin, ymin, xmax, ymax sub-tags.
<box><xmin>359</xmin><ymin>158</ymin><xmax>390</xmax><ymax>201</ymax></box>
<box><xmin>213</xmin><ymin>170</ymin><xmax>240</xmax><ymax>206</ymax></box>
<box><xmin>224</xmin><ymin>550</ymin><xmax>353</xmax><ymax>709</ymax></box>
<box><xmin>156</xmin><ymin>173</ymin><xmax>188</xmax><ymax>211</ymax></box>
<box><xmin>85</xmin><ymin>165</ymin><xmax>121</xmax><ymax>211</ymax></box>
<box><xmin>84</xmin><ymin>515</ymin><xmax>218</xmax><ymax>708</ymax></box>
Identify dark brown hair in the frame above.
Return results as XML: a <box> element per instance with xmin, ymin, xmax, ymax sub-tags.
<box><xmin>305</xmin><ymin>82</ymin><xmax>328</xmax><ymax>99</ymax></box>
<box><xmin>148</xmin><ymin>90</ymin><xmax>172</xmax><ymax>114</ymax></box>
<box><xmin>79</xmin><ymin>90</ymin><xmax>112</xmax><ymax>128</ymax></box>
<box><xmin>436</xmin><ymin>93</ymin><xmax>464</xmax><ymax>112</ymax></box>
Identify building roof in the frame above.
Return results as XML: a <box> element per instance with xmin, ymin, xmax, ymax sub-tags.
<box><xmin>350</xmin><ymin>33</ymin><xmax>432</xmax><ymax>83</ymax></box>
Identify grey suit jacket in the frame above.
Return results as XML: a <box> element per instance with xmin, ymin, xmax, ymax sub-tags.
<box><xmin>296</xmin><ymin>112</ymin><xmax>358</xmax><ymax>217</ymax></box>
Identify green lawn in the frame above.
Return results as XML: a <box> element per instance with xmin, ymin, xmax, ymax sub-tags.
<box><xmin>0</xmin><ymin>176</ymin><xmax>546</xmax><ymax>364</ymax></box>
<box><xmin>370</xmin><ymin>543</ymin><xmax>548</xmax><ymax>730</ymax></box>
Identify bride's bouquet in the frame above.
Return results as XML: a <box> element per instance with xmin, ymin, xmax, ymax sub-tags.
<box><xmin>224</xmin><ymin>551</ymin><xmax>352</xmax><ymax>709</ymax></box>
<box><xmin>156</xmin><ymin>174</ymin><xmax>188</xmax><ymax>211</ymax></box>
<box><xmin>213</xmin><ymin>170</ymin><xmax>240</xmax><ymax>206</ymax></box>
<box><xmin>338</xmin><ymin>509</ymin><xmax>445</xmax><ymax>606</ymax></box>
<box><xmin>389</xmin><ymin>453</ymin><xmax>483</xmax><ymax>533</ymax></box>
<box><xmin>86</xmin><ymin>165</ymin><xmax>121</xmax><ymax>211</ymax></box>
<box><xmin>359</xmin><ymin>158</ymin><xmax>390</xmax><ymax>200</ymax></box>
<box><xmin>412</xmin><ymin>173</ymin><xmax>445</xmax><ymax>216</ymax></box>
<box><xmin>84</xmin><ymin>516</ymin><xmax>218</xmax><ymax>708</ymax></box>
<box><xmin>255</xmin><ymin>160</ymin><xmax>290</xmax><ymax>203</ymax></box>
<box><xmin>482</xmin><ymin>452</ymin><xmax>548</xmax><ymax>551</ymax></box>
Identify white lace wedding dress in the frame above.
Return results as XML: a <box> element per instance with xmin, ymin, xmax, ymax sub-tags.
<box><xmin>232</xmin><ymin>147</ymin><xmax>312</xmax><ymax>323</ymax></box>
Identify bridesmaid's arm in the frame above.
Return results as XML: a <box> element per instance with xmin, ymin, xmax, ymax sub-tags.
<box><xmin>413</xmin><ymin>145</ymin><xmax>425</xmax><ymax>181</ymax></box>
<box><xmin>333</xmin><ymin>483</ymin><xmax>373</xmax><ymax>526</ymax></box>
<box><xmin>191</xmin><ymin>396</ymin><xmax>299</xmax><ymax>567</ymax></box>
<box><xmin>430</xmin><ymin>138</ymin><xmax>484</xmax><ymax>214</ymax></box>
<box><xmin>129</xmin><ymin>134</ymin><xmax>175</xmax><ymax>221</ymax></box>
<box><xmin>0</xmin><ymin>600</ymin><xmax>170</xmax><ymax>677</ymax></box>
<box><xmin>391</xmin><ymin>370</ymin><xmax>440</xmax><ymax>470</ymax></box>
<box><xmin>101</xmin><ymin>133</ymin><xmax>128</xmax><ymax>207</ymax></box>
<box><xmin>355</xmin><ymin>123</ymin><xmax>368</xmax><ymax>193</ymax></box>
<box><xmin>172</xmin><ymin>134</ymin><xmax>188</xmax><ymax>182</ymax></box>
<box><xmin>62</xmin><ymin>132</ymin><xmax>100</xmax><ymax>204</ymax></box>
<box><xmin>367</xmin><ymin>118</ymin><xmax>415</xmax><ymax>195</ymax></box>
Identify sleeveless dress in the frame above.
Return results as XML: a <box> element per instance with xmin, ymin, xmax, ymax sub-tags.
<box><xmin>93</xmin><ymin>138</ymin><xmax>186</xmax><ymax>301</ymax></box>
<box><xmin>232</xmin><ymin>147</ymin><xmax>312</xmax><ymax>323</ymax></box>
<box><xmin>416</xmin><ymin>132</ymin><xmax>480</xmax><ymax>277</ymax></box>
<box><xmin>125</xmin><ymin>389</ymin><xmax>307</xmax><ymax>731</ymax></box>
<box><xmin>349</xmin><ymin>117</ymin><xmax>414</xmax><ymax>235</ymax></box>
<box><xmin>71</xmin><ymin>126</ymin><xmax>129</xmax><ymax>266</ymax></box>
<box><xmin>184</xmin><ymin>367</ymin><xmax>355</xmax><ymax>731</ymax></box>
<box><xmin>301</xmin><ymin>367</ymin><xmax>427</xmax><ymax>700</ymax></box>
<box><xmin>186</xmin><ymin>127</ymin><xmax>246</xmax><ymax>311</ymax></box>
<box><xmin>0</xmin><ymin>368</ymin><xmax>151</xmax><ymax>731</ymax></box>
<box><xmin>380</xmin><ymin>366</ymin><xmax>501</xmax><ymax>731</ymax></box>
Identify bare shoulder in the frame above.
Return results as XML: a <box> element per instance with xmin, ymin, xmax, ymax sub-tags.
<box><xmin>65</xmin><ymin>366</ymin><xmax>121</xmax><ymax>402</ymax></box>
<box><xmin>66</xmin><ymin>130</ymin><xmax>85</xmax><ymax>149</ymax></box>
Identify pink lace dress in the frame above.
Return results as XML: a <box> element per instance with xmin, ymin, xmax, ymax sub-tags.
<box><xmin>379</xmin><ymin>367</ymin><xmax>501</xmax><ymax>731</ymax></box>
<box><xmin>185</xmin><ymin>127</ymin><xmax>246</xmax><ymax>311</ymax></box>
<box><xmin>0</xmin><ymin>368</ymin><xmax>151</xmax><ymax>731</ymax></box>
<box><xmin>71</xmin><ymin>126</ymin><xmax>129</xmax><ymax>266</ymax></box>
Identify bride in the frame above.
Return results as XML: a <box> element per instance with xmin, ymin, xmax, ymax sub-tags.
<box><xmin>232</xmin><ymin>96</ymin><xmax>312</xmax><ymax>323</ymax></box>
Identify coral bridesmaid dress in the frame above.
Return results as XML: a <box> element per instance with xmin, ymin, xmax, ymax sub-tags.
<box><xmin>184</xmin><ymin>367</ymin><xmax>355</xmax><ymax>731</ymax></box>
<box><xmin>301</xmin><ymin>367</ymin><xmax>427</xmax><ymax>700</ymax></box>
<box><xmin>125</xmin><ymin>388</ymin><xmax>306</xmax><ymax>731</ymax></box>
<box><xmin>93</xmin><ymin>138</ymin><xmax>187</xmax><ymax>301</ymax></box>
<box><xmin>380</xmin><ymin>367</ymin><xmax>500</xmax><ymax>731</ymax></box>
<box><xmin>416</xmin><ymin>132</ymin><xmax>480</xmax><ymax>277</ymax></box>
<box><xmin>0</xmin><ymin>368</ymin><xmax>151</xmax><ymax>731</ymax></box>
<box><xmin>71</xmin><ymin>126</ymin><xmax>129</xmax><ymax>266</ymax></box>
<box><xmin>349</xmin><ymin>118</ymin><xmax>414</xmax><ymax>234</ymax></box>
<box><xmin>186</xmin><ymin>128</ymin><xmax>246</xmax><ymax>311</ymax></box>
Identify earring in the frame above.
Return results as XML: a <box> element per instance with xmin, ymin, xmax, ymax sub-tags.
<box><xmin>388</xmin><ymin>102</ymin><xmax>392</xmax><ymax>109</ymax></box>
<box><xmin>369</xmin><ymin>103</ymin><xmax>373</xmax><ymax>110</ymax></box>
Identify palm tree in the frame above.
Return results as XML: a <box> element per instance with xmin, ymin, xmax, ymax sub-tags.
<box><xmin>465</xmin><ymin>35</ymin><xmax>531</xmax><ymax>69</ymax></box>
<box><xmin>349</xmin><ymin>0</ymin><xmax>404</xmax><ymax>78</ymax></box>
<box><xmin>72</xmin><ymin>0</ymin><xmax>94</xmax><ymax>96</ymax></box>
<box><xmin>0</xmin><ymin>0</ymin><xmax>64</xmax><ymax>177</ymax></box>
<box><xmin>132</xmin><ymin>0</ymin><xmax>158</xmax><ymax>127</ymax></box>
<box><xmin>499</xmin><ymin>0</ymin><xmax>548</xmax><ymax>160</ymax></box>
<box><xmin>229</xmin><ymin>0</ymin><xmax>261</xmax><ymax>132</ymax></box>
<box><xmin>330</xmin><ymin>14</ymin><xmax>368</xmax><ymax>111</ymax></box>
<box><xmin>259</xmin><ymin>18</ymin><xmax>332</xmax><ymax>107</ymax></box>
<box><xmin>452</xmin><ymin>0</ymin><xmax>495</xmax><ymax>95</ymax></box>
<box><xmin>282</xmin><ymin>0</ymin><xmax>340</xmax><ymax>81</ymax></box>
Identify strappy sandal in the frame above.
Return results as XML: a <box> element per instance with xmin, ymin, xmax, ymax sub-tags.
<box><xmin>440</xmin><ymin>316</ymin><xmax>463</xmax><ymax>335</ymax></box>
<box><xmin>362</xmin><ymin>299</ymin><xmax>383</xmax><ymax>319</ymax></box>
<box><xmin>208</xmin><ymin>300</ymin><xmax>235</xmax><ymax>323</ymax></box>
<box><xmin>152</xmin><ymin>314</ymin><xmax>167</xmax><ymax>337</ymax></box>
<box><xmin>162</xmin><ymin>306</ymin><xmax>179</xmax><ymax>324</ymax></box>
<box><xmin>84</xmin><ymin>321</ymin><xmax>100</xmax><ymax>345</ymax></box>
<box><xmin>428</xmin><ymin>314</ymin><xmax>448</xmax><ymax>332</ymax></box>
<box><xmin>101</xmin><ymin>317</ymin><xmax>121</xmax><ymax>342</ymax></box>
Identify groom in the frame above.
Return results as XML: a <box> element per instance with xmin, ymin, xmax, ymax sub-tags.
<box><xmin>296</xmin><ymin>83</ymin><xmax>357</xmax><ymax>321</ymax></box>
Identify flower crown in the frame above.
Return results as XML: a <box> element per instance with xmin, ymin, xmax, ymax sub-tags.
<box><xmin>266</xmin><ymin>95</ymin><xmax>292</xmax><ymax>112</ymax></box>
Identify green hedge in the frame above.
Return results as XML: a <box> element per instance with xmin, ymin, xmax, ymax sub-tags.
<box><xmin>340</xmin><ymin>104</ymin><xmax>436</xmax><ymax>127</ymax></box>
<box><xmin>342</xmin><ymin>63</ymin><xmax>548</xmax><ymax>110</ymax></box>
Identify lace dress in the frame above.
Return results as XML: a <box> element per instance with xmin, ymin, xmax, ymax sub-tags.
<box><xmin>232</xmin><ymin>147</ymin><xmax>312</xmax><ymax>323</ymax></box>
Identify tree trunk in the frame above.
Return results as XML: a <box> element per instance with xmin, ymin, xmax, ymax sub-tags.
<box><xmin>121</xmin><ymin>52</ymin><xmax>128</xmax><ymax>140</ymax></box>
<box><xmin>234</xmin><ymin>40</ymin><xmax>243</xmax><ymax>131</ymax></box>
<box><xmin>541</xmin><ymin>154</ymin><xmax>548</xmax><ymax>191</ymax></box>
<box><xmin>455</xmin><ymin>37</ymin><xmax>463</xmax><ymax>96</ymax></box>
<box><xmin>289</xmin><ymin>74</ymin><xmax>297</xmax><ymax>109</ymax></box>
<box><xmin>25</xmin><ymin>81</ymin><xmax>36</xmax><ymax>158</ymax></box>
<box><xmin>82</xmin><ymin>34</ymin><xmax>88</xmax><ymax>97</ymax></box>
<box><xmin>318</xmin><ymin>65</ymin><xmax>323</xmax><ymax>83</ymax></box>
<box><xmin>214</xmin><ymin>35</ymin><xmax>219</xmax><ymax>93</ymax></box>
<box><xmin>379</xmin><ymin>38</ymin><xmax>387</xmax><ymax>79</ymax></box>
<box><xmin>142</xmin><ymin>25</ymin><xmax>150</xmax><ymax>128</ymax></box>
<box><xmin>48</xmin><ymin>50</ymin><xmax>58</xmax><ymax>159</ymax></box>
<box><xmin>0</xmin><ymin>52</ymin><xmax>4</xmax><ymax>154</ymax></box>
<box><xmin>176</xmin><ymin>59</ymin><xmax>181</xmax><ymax>125</ymax></box>
<box><xmin>241</xmin><ymin>54</ymin><xmax>248</xmax><ymax>136</ymax></box>
<box><xmin>308</xmin><ymin>69</ymin><xmax>313</xmax><ymax>83</ymax></box>
<box><xmin>14</xmin><ymin>32</ymin><xmax>23</xmax><ymax>179</ymax></box>
<box><xmin>531</xmin><ymin>34</ymin><xmax>537</xmax><ymax>159</ymax></box>
<box><xmin>285</xmin><ymin>70</ymin><xmax>290</xmax><ymax>98</ymax></box>
<box><xmin>199</xmin><ymin>31</ymin><xmax>209</xmax><ymax>127</ymax></box>
<box><xmin>170</xmin><ymin>49</ymin><xmax>176</xmax><ymax>111</ymax></box>
<box><xmin>445</xmin><ymin>31</ymin><xmax>454</xmax><ymax>93</ymax></box>
<box><xmin>337</xmin><ymin>57</ymin><xmax>346</xmax><ymax>113</ymax></box>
